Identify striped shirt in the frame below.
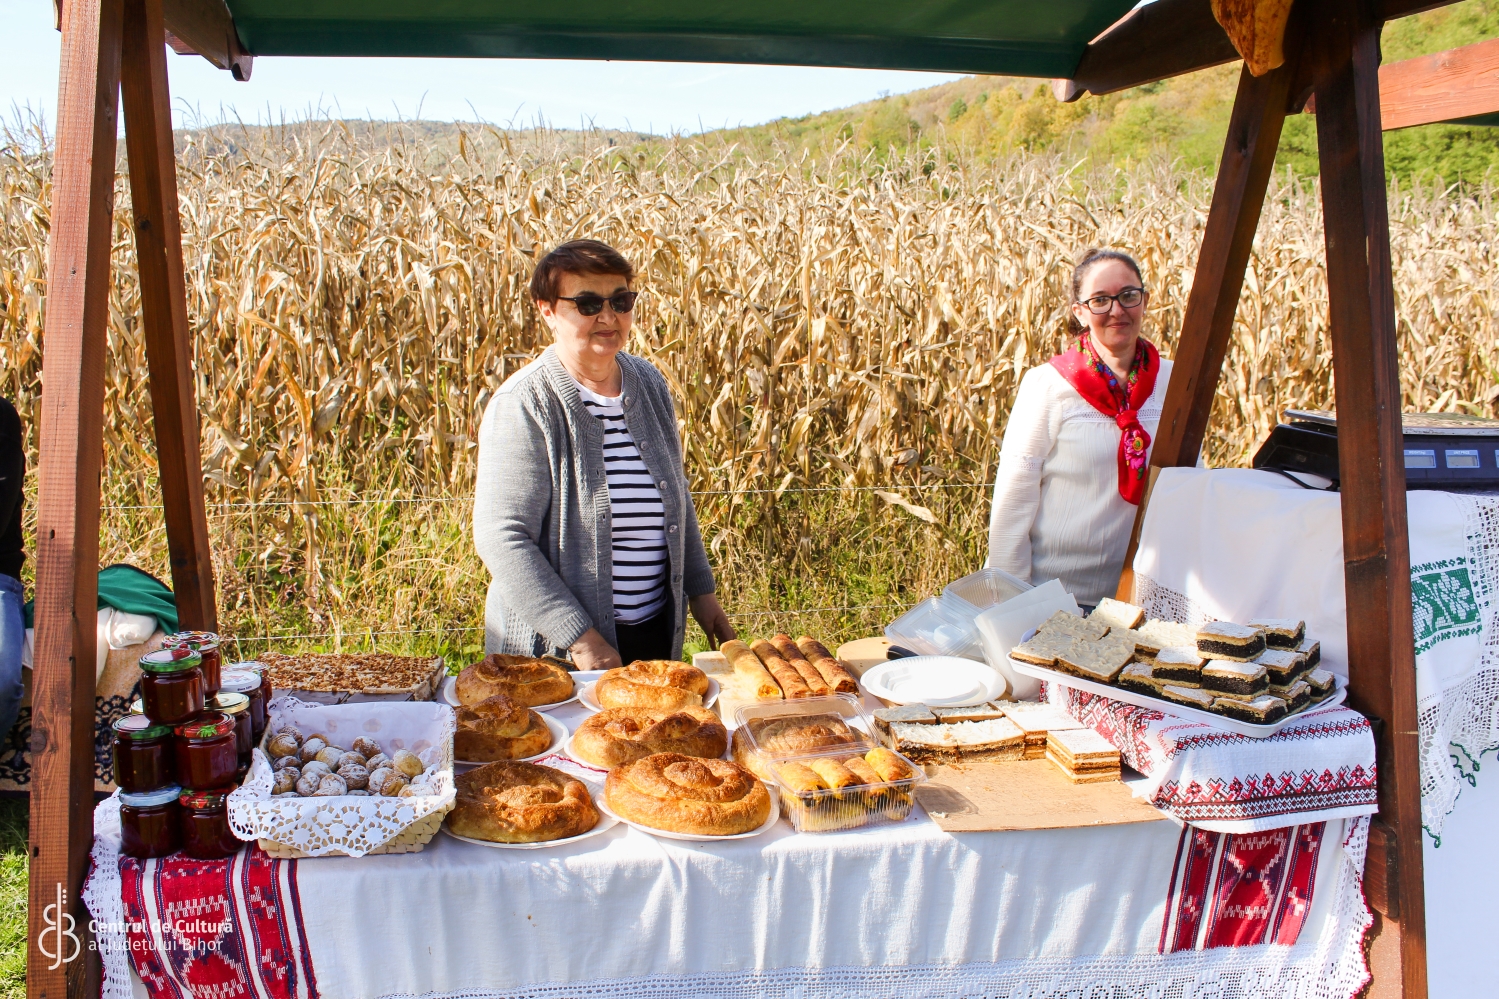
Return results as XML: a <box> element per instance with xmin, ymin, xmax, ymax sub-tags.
<box><xmin>575</xmin><ymin>381</ymin><xmax>669</xmax><ymax>624</ymax></box>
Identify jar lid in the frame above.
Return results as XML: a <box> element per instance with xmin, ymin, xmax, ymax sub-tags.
<box><xmin>113</xmin><ymin>715</ymin><xmax>172</xmax><ymax>740</ymax></box>
<box><xmin>166</xmin><ymin>632</ymin><xmax>220</xmax><ymax>652</ymax></box>
<box><xmin>119</xmin><ymin>785</ymin><xmax>183</xmax><ymax>807</ymax></box>
<box><xmin>178</xmin><ymin>787</ymin><xmax>235</xmax><ymax>810</ymax></box>
<box><xmin>228</xmin><ymin>660</ymin><xmax>266</xmax><ymax>674</ymax></box>
<box><xmin>211</xmin><ymin>692</ymin><xmax>250</xmax><ymax>715</ymax></box>
<box><xmin>219</xmin><ymin>670</ymin><xmax>260</xmax><ymax>693</ymax></box>
<box><xmin>129</xmin><ymin>698</ymin><xmax>144</xmax><ymax>715</ymax></box>
<box><xmin>174</xmin><ymin>711</ymin><xmax>235</xmax><ymax>740</ymax></box>
<box><xmin>139</xmin><ymin>647</ymin><xmax>202</xmax><ymax>673</ymax></box>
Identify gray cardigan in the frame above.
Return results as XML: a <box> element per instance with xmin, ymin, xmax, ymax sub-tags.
<box><xmin>473</xmin><ymin>346</ymin><xmax>716</xmax><ymax>660</ymax></box>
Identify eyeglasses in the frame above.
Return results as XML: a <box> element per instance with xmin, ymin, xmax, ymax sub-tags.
<box><xmin>556</xmin><ymin>291</ymin><xmax>639</xmax><ymax>317</ymax></box>
<box><xmin>1079</xmin><ymin>287</ymin><xmax>1146</xmax><ymax>314</ymax></box>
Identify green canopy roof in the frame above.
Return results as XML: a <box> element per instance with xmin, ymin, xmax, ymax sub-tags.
<box><xmin>226</xmin><ymin>1</ymin><xmax>1139</xmax><ymax>77</ymax></box>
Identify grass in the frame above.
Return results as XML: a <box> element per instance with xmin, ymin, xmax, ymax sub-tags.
<box><xmin>0</xmin><ymin>798</ymin><xmax>26</xmax><ymax>998</ymax></box>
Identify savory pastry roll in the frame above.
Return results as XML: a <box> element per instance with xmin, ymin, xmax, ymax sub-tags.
<box><xmin>864</xmin><ymin>747</ymin><xmax>916</xmax><ymax>782</ymax></box>
<box><xmin>721</xmin><ymin>639</ymin><xmax>782</xmax><ymax>700</ymax></box>
<box><xmin>751</xmin><ymin>639</ymin><xmax>812</xmax><ymax>698</ymax></box>
<box><xmin>806</xmin><ymin>757</ymin><xmax>859</xmax><ymax>789</ymax></box>
<box><xmin>793</xmin><ymin>637</ymin><xmax>860</xmax><ymax>694</ymax></box>
<box><xmin>841</xmin><ymin>756</ymin><xmax>883</xmax><ymax>786</ymax></box>
<box><xmin>769</xmin><ymin>634</ymin><xmax>830</xmax><ymax>696</ymax></box>
<box><xmin>773</xmin><ymin>761</ymin><xmax>828</xmax><ymax>794</ymax></box>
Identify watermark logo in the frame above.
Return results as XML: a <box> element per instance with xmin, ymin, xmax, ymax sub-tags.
<box><xmin>40</xmin><ymin>883</ymin><xmax>81</xmax><ymax>970</ymax></box>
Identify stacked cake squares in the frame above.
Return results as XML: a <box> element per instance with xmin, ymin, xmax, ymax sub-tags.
<box><xmin>1045</xmin><ymin>728</ymin><xmax>1121</xmax><ymax>784</ymax></box>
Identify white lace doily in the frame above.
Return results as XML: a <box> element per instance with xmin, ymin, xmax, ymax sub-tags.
<box><xmin>81</xmin><ymin>795</ymin><xmax>136</xmax><ymax>999</ymax></box>
<box><xmin>228</xmin><ymin>697</ymin><xmax>457</xmax><ymax>857</ymax></box>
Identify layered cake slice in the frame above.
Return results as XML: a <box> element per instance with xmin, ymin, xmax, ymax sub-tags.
<box><xmin>1247</xmin><ymin>618</ymin><xmax>1306</xmax><ymax>649</ymax></box>
<box><xmin>887</xmin><ymin>717</ymin><xmax>1026</xmax><ymax>764</ymax></box>
<box><xmin>1269</xmin><ymin>678</ymin><xmax>1313</xmax><ymax>712</ymax></box>
<box><xmin>1253</xmin><ymin>648</ymin><xmax>1307</xmax><ymax>686</ymax></box>
<box><xmin>1000</xmin><ymin>702</ymin><xmax>1086</xmax><ymax>759</ymax></box>
<box><xmin>1160</xmin><ymin>684</ymin><xmax>1217</xmax><ymax>711</ymax></box>
<box><xmin>1056</xmin><ymin>634</ymin><xmax>1135</xmax><ymax>684</ymax></box>
<box><xmin>1132</xmin><ymin>620</ymin><xmax>1199</xmax><ymax>662</ymax></box>
<box><xmin>1117</xmin><ymin>661</ymin><xmax>1163</xmax><ymax>696</ymax></box>
<box><xmin>1196</xmin><ymin>621</ymin><xmax>1266</xmax><ymax>661</ymax></box>
<box><xmin>1296</xmin><ymin>638</ymin><xmax>1322</xmax><ymax>671</ymax></box>
<box><xmin>1305</xmin><ymin>668</ymin><xmax>1337</xmax><ymax>701</ymax></box>
<box><xmin>1036</xmin><ymin>610</ymin><xmax>1110</xmax><ymax>643</ymax></box>
<box><xmin>873</xmin><ymin>704</ymin><xmax>936</xmax><ymax>742</ymax></box>
<box><xmin>1011</xmin><ymin>631</ymin><xmax>1080</xmax><ymax>667</ymax></box>
<box><xmin>1213</xmin><ymin>694</ymin><xmax>1288</xmax><ymax>725</ymax></box>
<box><xmin>932</xmin><ymin>703</ymin><xmax>1008</xmax><ymax>724</ymax></box>
<box><xmin>1151</xmin><ymin>646</ymin><xmax>1206</xmax><ymax>686</ymax></box>
<box><xmin>1089</xmin><ymin>597</ymin><xmax>1146</xmax><ymax>632</ymax></box>
<box><xmin>1201</xmin><ymin>659</ymin><xmax>1270</xmax><ymax>700</ymax></box>
<box><xmin>1045</xmin><ymin>728</ymin><xmax>1121</xmax><ymax>784</ymax></box>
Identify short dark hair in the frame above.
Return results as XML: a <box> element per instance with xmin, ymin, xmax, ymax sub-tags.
<box><xmin>1067</xmin><ymin>247</ymin><xmax>1145</xmax><ymax>334</ymax></box>
<box><xmin>530</xmin><ymin>239</ymin><xmax>635</xmax><ymax>303</ymax></box>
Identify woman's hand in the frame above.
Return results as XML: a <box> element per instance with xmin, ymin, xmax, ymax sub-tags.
<box><xmin>569</xmin><ymin>628</ymin><xmax>623</xmax><ymax>671</ymax></box>
<box><xmin>689</xmin><ymin>594</ymin><xmax>736</xmax><ymax>650</ymax></box>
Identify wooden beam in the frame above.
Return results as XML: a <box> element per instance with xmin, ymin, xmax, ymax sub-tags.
<box><xmin>160</xmin><ymin>0</ymin><xmax>252</xmax><ymax>79</ymax></box>
<box><xmin>122</xmin><ymin>0</ymin><xmax>219</xmax><ymax>632</ymax></box>
<box><xmin>1376</xmin><ymin>37</ymin><xmax>1499</xmax><ymax>129</ymax></box>
<box><xmin>1309</xmin><ymin>0</ymin><xmax>1427</xmax><ymax>995</ymax></box>
<box><xmin>1115</xmin><ymin>51</ymin><xmax>1298</xmax><ymax>600</ymax></box>
<box><xmin>27</xmin><ymin>0</ymin><xmax>122</xmax><ymax>995</ymax></box>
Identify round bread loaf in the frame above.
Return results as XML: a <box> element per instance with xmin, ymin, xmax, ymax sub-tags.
<box><xmin>572</xmin><ymin>706</ymin><xmax>727</xmax><ymax>769</ymax></box>
<box><xmin>605</xmin><ymin>753</ymin><xmax>771</xmax><ymax>836</ymax></box>
<box><xmin>446</xmin><ymin>761</ymin><xmax>599</xmax><ymax>843</ymax></box>
<box><xmin>751</xmin><ymin>714</ymin><xmax>859</xmax><ymax>755</ymax></box>
<box><xmin>454</xmin><ymin>693</ymin><xmax>553</xmax><ymax>762</ymax></box>
<box><xmin>595</xmin><ymin>661</ymin><xmax>709</xmax><ymax>710</ymax></box>
<box><xmin>456</xmin><ymin>654</ymin><xmax>574</xmax><ymax>707</ymax></box>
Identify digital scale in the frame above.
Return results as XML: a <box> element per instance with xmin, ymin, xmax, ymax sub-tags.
<box><xmin>1252</xmin><ymin>409</ymin><xmax>1499</xmax><ymax>490</ymax></box>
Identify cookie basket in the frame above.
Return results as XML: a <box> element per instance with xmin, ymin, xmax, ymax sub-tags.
<box><xmin>228</xmin><ymin>697</ymin><xmax>456</xmax><ymax>858</ymax></box>
<box><xmin>766</xmin><ymin>746</ymin><xmax>928</xmax><ymax>833</ymax></box>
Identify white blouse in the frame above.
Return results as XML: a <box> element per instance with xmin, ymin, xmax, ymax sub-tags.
<box><xmin>986</xmin><ymin>359</ymin><xmax>1174</xmax><ymax>606</ymax></box>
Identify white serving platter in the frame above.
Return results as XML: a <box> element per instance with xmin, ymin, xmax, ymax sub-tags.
<box><xmin>577</xmin><ymin>676</ymin><xmax>720</xmax><ymax>714</ymax></box>
<box><xmin>859</xmin><ymin>656</ymin><xmax>1008</xmax><ymax>707</ymax></box>
<box><xmin>453</xmin><ymin>713</ymin><xmax>570</xmax><ymax>772</ymax></box>
<box><xmin>440</xmin><ymin>674</ymin><xmax>582</xmax><ymax>712</ymax></box>
<box><xmin>596</xmin><ymin>792</ymin><xmax>779</xmax><ymax>842</ymax></box>
<box><xmin>1007</xmin><ymin>658</ymin><xmax>1347</xmax><ymax>739</ymax></box>
<box><xmin>439</xmin><ymin>788</ymin><xmax>619</xmax><ymax>850</ymax></box>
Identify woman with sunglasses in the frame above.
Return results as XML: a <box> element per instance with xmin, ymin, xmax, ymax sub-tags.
<box><xmin>473</xmin><ymin>239</ymin><xmax>734</xmax><ymax>669</ymax></box>
<box><xmin>986</xmin><ymin>248</ymin><xmax>1174</xmax><ymax>610</ymax></box>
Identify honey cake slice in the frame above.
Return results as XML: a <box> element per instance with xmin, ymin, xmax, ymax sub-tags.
<box><xmin>1253</xmin><ymin>648</ymin><xmax>1307</xmax><ymax>686</ymax></box>
<box><xmin>932</xmin><ymin>703</ymin><xmax>1008</xmax><ymax>723</ymax></box>
<box><xmin>1000</xmin><ymin>702</ymin><xmax>1085</xmax><ymax>759</ymax></box>
<box><xmin>1201</xmin><ymin>659</ymin><xmax>1270</xmax><ymax>700</ymax></box>
<box><xmin>1247</xmin><ymin>618</ymin><xmax>1306</xmax><ymax>650</ymax></box>
<box><xmin>1133</xmin><ymin>620</ymin><xmax>1198</xmax><ymax>660</ymax></box>
<box><xmin>1056</xmin><ymin>634</ymin><xmax>1135</xmax><ymax>684</ymax></box>
<box><xmin>1269</xmin><ymin>678</ymin><xmax>1313</xmax><ymax>712</ymax></box>
<box><xmin>1196</xmin><ymin>621</ymin><xmax>1266</xmax><ymax>661</ymax></box>
<box><xmin>1117</xmin><ymin>661</ymin><xmax>1163</xmax><ymax>697</ymax></box>
<box><xmin>1089</xmin><ymin>597</ymin><xmax>1146</xmax><ymax>632</ymax></box>
<box><xmin>1160</xmin><ymin>684</ymin><xmax>1217</xmax><ymax>711</ymax></box>
<box><xmin>1151</xmin><ymin>646</ymin><xmax>1205</xmax><ymax>686</ymax></box>
<box><xmin>1035</xmin><ymin>610</ymin><xmax>1110</xmax><ymax>643</ymax></box>
<box><xmin>887</xmin><ymin>717</ymin><xmax>1025</xmax><ymax>764</ymax></box>
<box><xmin>1305</xmin><ymin>668</ymin><xmax>1336</xmax><ymax>700</ymax></box>
<box><xmin>873</xmin><ymin>704</ymin><xmax>936</xmax><ymax>742</ymax></box>
<box><xmin>1010</xmin><ymin>631</ymin><xmax>1080</xmax><ymax>667</ymax></box>
<box><xmin>1045</xmin><ymin>728</ymin><xmax>1121</xmax><ymax>784</ymax></box>
<box><xmin>1212</xmin><ymin>694</ymin><xmax>1288</xmax><ymax>725</ymax></box>
<box><xmin>1296</xmin><ymin>638</ymin><xmax>1322</xmax><ymax>671</ymax></box>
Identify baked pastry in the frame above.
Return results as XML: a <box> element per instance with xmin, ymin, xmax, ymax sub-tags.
<box><xmin>807</xmin><ymin>757</ymin><xmax>860</xmax><ymax>789</ymax></box>
<box><xmin>772</xmin><ymin>761</ymin><xmax>826</xmax><ymax>794</ymax></box>
<box><xmin>932</xmin><ymin>703</ymin><xmax>1007</xmax><ymax>723</ymax></box>
<box><xmin>595</xmin><ymin>660</ymin><xmax>709</xmax><ymax>710</ymax></box>
<box><xmin>1160</xmin><ymin>684</ymin><xmax>1217</xmax><ymax>710</ymax></box>
<box><xmin>454</xmin><ymin>694</ymin><xmax>552</xmax><ymax>762</ymax></box>
<box><xmin>720</xmin><ymin>639</ymin><xmax>782</xmax><ymax>700</ymax></box>
<box><xmin>1035</xmin><ymin>610</ymin><xmax>1110</xmax><ymax>642</ymax></box>
<box><xmin>1151</xmin><ymin>646</ymin><xmax>1206</xmax><ymax>685</ymax></box>
<box><xmin>572</xmin><ymin>706</ymin><xmax>727</xmax><ymax>769</ymax></box>
<box><xmin>1196</xmin><ymin>622</ymin><xmax>1266</xmax><ymax>661</ymax></box>
<box><xmin>1270</xmin><ymin>678</ymin><xmax>1313</xmax><ymax>712</ymax></box>
<box><xmin>456</xmin><ymin>654</ymin><xmax>574</xmax><ymax>707</ymax></box>
<box><xmin>1010</xmin><ymin>632</ymin><xmax>1083</xmax><ymax>667</ymax></box>
<box><xmin>1247</xmin><ymin>618</ymin><xmax>1306</xmax><ymax>650</ymax></box>
<box><xmin>1213</xmin><ymin>694</ymin><xmax>1288</xmax><ymax>725</ymax></box>
<box><xmin>1056</xmin><ymin>634</ymin><xmax>1135</xmax><ymax>683</ymax></box>
<box><xmin>1296</xmin><ymin>638</ymin><xmax>1322</xmax><ymax>671</ymax></box>
<box><xmin>1089</xmin><ymin>598</ymin><xmax>1145</xmax><ymax>631</ymax></box>
<box><xmin>1305</xmin><ymin>668</ymin><xmax>1336</xmax><ymax>699</ymax></box>
<box><xmin>751</xmin><ymin>639</ymin><xmax>812</xmax><ymax>699</ymax></box>
<box><xmin>864</xmin><ymin>747</ymin><xmax>916</xmax><ymax>782</ymax></box>
<box><xmin>1132</xmin><ymin>620</ymin><xmax>1198</xmax><ymax>660</ymax></box>
<box><xmin>747</xmin><ymin>713</ymin><xmax>862</xmax><ymax>755</ymax></box>
<box><xmin>1117</xmin><ymin>661</ymin><xmax>1163</xmax><ymax>697</ymax></box>
<box><xmin>793</xmin><ymin>637</ymin><xmax>860</xmax><ymax>694</ymax></box>
<box><xmin>769</xmin><ymin>635</ymin><xmax>831</xmax><ymax>696</ymax></box>
<box><xmin>886</xmin><ymin>717</ymin><xmax>1025</xmax><ymax>764</ymax></box>
<box><xmin>605</xmin><ymin>753</ymin><xmax>771</xmax><ymax>835</ymax></box>
<box><xmin>1045</xmin><ymin>728</ymin><xmax>1121</xmax><ymax>784</ymax></box>
<box><xmin>1201</xmin><ymin>659</ymin><xmax>1270</xmax><ymax>700</ymax></box>
<box><xmin>446</xmin><ymin>761</ymin><xmax>599</xmax><ymax>843</ymax></box>
<box><xmin>1253</xmin><ymin>648</ymin><xmax>1307</xmax><ymax>686</ymax></box>
<box><xmin>1000</xmin><ymin>702</ymin><xmax>1087</xmax><ymax>759</ymax></box>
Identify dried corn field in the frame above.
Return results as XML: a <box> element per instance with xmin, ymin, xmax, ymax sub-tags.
<box><xmin>2</xmin><ymin>122</ymin><xmax>1497</xmax><ymax>654</ymax></box>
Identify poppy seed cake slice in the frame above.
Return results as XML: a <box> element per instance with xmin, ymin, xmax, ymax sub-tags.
<box><xmin>1196</xmin><ymin>621</ymin><xmax>1266</xmax><ymax>661</ymax></box>
<box><xmin>1117</xmin><ymin>661</ymin><xmax>1164</xmax><ymax>696</ymax></box>
<box><xmin>1253</xmin><ymin>648</ymin><xmax>1307</xmax><ymax>686</ymax></box>
<box><xmin>1269</xmin><ymin>678</ymin><xmax>1312</xmax><ymax>712</ymax></box>
<box><xmin>1151</xmin><ymin>646</ymin><xmax>1206</xmax><ymax>685</ymax></box>
<box><xmin>1133</xmin><ymin>620</ymin><xmax>1198</xmax><ymax>660</ymax></box>
<box><xmin>1202</xmin><ymin>658</ymin><xmax>1270</xmax><ymax>699</ymax></box>
<box><xmin>1160</xmin><ymin>684</ymin><xmax>1217</xmax><ymax>711</ymax></box>
<box><xmin>1247</xmin><ymin>618</ymin><xmax>1305</xmax><ymax>650</ymax></box>
<box><xmin>1296</xmin><ymin>638</ymin><xmax>1322</xmax><ymax>671</ymax></box>
<box><xmin>1305</xmin><ymin>668</ymin><xmax>1336</xmax><ymax>700</ymax></box>
<box><xmin>1212</xmin><ymin>694</ymin><xmax>1288</xmax><ymax>725</ymax></box>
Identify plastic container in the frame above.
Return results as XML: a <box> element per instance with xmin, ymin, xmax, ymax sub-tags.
<box><xmin>220</xmin><ymin>669</ymin><xmax>267</xmax><ymax>742</ymax></box>
<box><xmin>730</xmin><ymin>695</ymin><xmax>877</xmax><ymax>782</ymax></box>
<box><xmin>165</xmin><ymin>631</ymin><xmax>223</xmax><ymax>697</ymax></box>
<box><xmin>210</xmin><ymin>692</ymin><xmax>254</xmax><ymax>777</ymax></box>
<box><xmin>111</xmin><ymin>716</ymin><xmax>175</xmax><ymax>794</ymax></box>
<box><xmin>179</xmin><ymin>788</ymin><xmax>243</xmax><ymax>859</ymax></box>
<box><xmin>769</xmin><ymin>747</ymin><xmax>927</xmax><ymax>833</ymax></box>
<box><xmin>173</xmin><ymin>712</ymin><xmax>240</xmax><ymax>790</ymax></box>
<box><xmin>943</xmin><ymin>566</ymin><xmax>1033</xmax><ymax>611</ymax></box>
<box><xmin>138</xmin><ymin>647</ymin><xmax>206</xmax><ymax>724</ymax></box>
<box><xmin>119</xmin><ymin>785</ymin><xmax>183</xmax><ymax>858</ymax></box>
<box><xmin>884</xmin><ymin>595</ymin><xmax>985</xmax><ymax>660</ymax></box>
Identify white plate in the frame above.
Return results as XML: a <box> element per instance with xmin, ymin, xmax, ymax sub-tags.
<box><xmin>440</xmin><ymin>674</ymin><xmax>582</xmax><ymax>712</ymax></box>
<box><xmin>1008</xmin><ymin>658</ymin><xmax>1348</xmax><ymax>738</ymax></box>
<box><xmin>596</xmin><ymin>791</ymin><xmax>780</xmax><ymax>842</ymax></box>
<box><xmin>454</xmin><ymin>713</ymin><xmax>571</xmax><ymax>771</ymax></box>
<box><xmin>439</xmin><ymin>788</ymin><xmax>619</xmax><ymax>850</ymax></box>
<box><xmin>578</xmin><ymin>676</ymin><xmax>720</xmax><ymax>714</ymax></box>
<box><xmin>859</xmin><ymin>656</ymin><xmax>1007</xmax><ymax>706</ymax></box>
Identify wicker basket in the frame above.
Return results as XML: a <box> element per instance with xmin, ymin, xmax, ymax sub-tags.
<box><xmin>257</xmin><ymin>802</ymin><xmax>453</xmax><ymax>858</ymax></box>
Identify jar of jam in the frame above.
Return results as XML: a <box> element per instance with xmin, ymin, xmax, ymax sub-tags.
<box><xmin>138</xmin><ymin>647</ymin><xmax>205</xmax><ymax>725</ymax></box>
<box><xmin>173</xmin><ymin>712</ymin><xmax>239</xmax><ymax>790</ymax></box>
<box><xmin>178</xmin><ymin>788</ymin><xmax>243</xmax><ymax>859</ymax></box>
<box><xmin>119</xmin><ymin>785</ymin><xmax>183</xmax><ymax>858</ymax></box>
<box><xmin>165</xmin><ymin>631</ymin><xmax>223</xmax><ymax>697</ymax></box>
<box><xmin>112</xmin><ymin>716</ymin><xmax>175</xmax><ymax>793</ymax></box>
<box><xmin>220</xmin><ymin>669</ymin><xmax>266</xmax><ymax>743</ymax></box>
<box><xmin>210</xmin><ymin>692</ymin><xmax>254</xmax><ymax>776</ymax></box>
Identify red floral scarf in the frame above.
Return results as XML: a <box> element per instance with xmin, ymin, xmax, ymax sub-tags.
<box><xmin>1049</xmin><ymin>336</ymin><xmax>1160</xmax><ymax>505</ymax></box>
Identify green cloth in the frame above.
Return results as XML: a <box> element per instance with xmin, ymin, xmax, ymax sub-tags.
<box><xmin>23</xmin><ymin>563</ymin><xmax>179</xmax><ymax>634</ymax></box>
<box><xmin>226</xmin><ymin>1</ymin><xmax>1137</xmax><ymax>77</ymax></box>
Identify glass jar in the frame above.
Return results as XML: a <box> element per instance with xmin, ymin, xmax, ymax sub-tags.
<box><xmin>112</xmin><ymin>716</ymin><xmax>175</xmax><ymax>794</ymax></box>
<box><xmin>165</xmin><ymin>631</ymin><xmax>223</xmax><ymax>697</ymax></box>
<box><xmin>119</xmin><ymin>785</ymin><xmax>183</xmax><ymax>858</ymax></box>
<box><xmin>130</xmin><ymin>698</ymin><xmax>144</xmax><ymax>716</ymax></box>
<box><xmin>173</xmin><ymin>712</ymin><xmax>239</xmax><ymax>790</ymax></box>
<box><xmin>210</xmin><ymin>692</ymin><xmax>254</xmax><ymax>776</ymax></box>
<box><xmin>219</xmin><ymin>669</ymin><xmax>266</xmax><ymax>743</ymax></box>
<box><xmin>231</xmin><ymin>660</ymin><xmax>273</xmax><ymax>712</ymax></box>
<box><xmin>138</xmin><ymin>648</ymin><xmax>205</xmax><ymax>725</ymax></box>
<box><xmin>178</xmin><ymin>788</ymin><xmax>242</xmax><ymax>859</ymax></box>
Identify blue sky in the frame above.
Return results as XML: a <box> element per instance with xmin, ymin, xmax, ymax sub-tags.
<box><xmin>1</xmin><ymin>0</ymin><xmax>963</xmax><ymax>133</ymax></box>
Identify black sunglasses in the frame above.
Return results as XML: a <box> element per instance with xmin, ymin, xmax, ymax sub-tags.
<box><xmin>556</xmin><ymin>291</ymin><xmax>639</xmax><ymax>317</ymax></box>
<box><xmin>1079</xmin><ymin>287</ymin><xmax>1146</xmax><ymax>314</ymax></box>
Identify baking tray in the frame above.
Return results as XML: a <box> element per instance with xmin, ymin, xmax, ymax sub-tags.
<box><xmin>263</xmin><ymin>654</ymin><xmax>447</xmax><ymax>704</ymax></box>
<box><xmin>1008</xmin><ymin>658</ymin><xmax>1346</xmax><ymax>738</ymax></box>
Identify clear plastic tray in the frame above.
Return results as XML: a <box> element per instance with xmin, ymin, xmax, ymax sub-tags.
<box><xmin>731</xmin><ymin>695</ymin><xmax>876</xmax><ymax>780</ymax></box>
<box><xmin>884</xmin><ymin>595</ymin><xmax>984</xmax><ymax>659</ymax></box>
<box><xmin>768</xmin><ymin>747</ymin><xmax>927</xmax><ymax>833</ymax></box>
<box><xmin>943</xmin><ymin>566</ymin><xmax>1033</xmax><ymax>611</ymax></box>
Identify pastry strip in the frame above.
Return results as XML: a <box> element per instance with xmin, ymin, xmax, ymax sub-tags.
<box><xmin>721</xmin><ymin>640</ymin><xmax>783</xmax><ymax>700</ymax></box>
<box><xmin>806</xmin><ymin>757</ymin><xmax>859</xmax><ymax>789</ymax></box>
<box><xmin>751</xmin><ymin>639</ymin><xmax>813</xmax><ymax>698</ymax></box>
<box><xmin>770</xmin><ymin>634</ymin><xmax>831</xmax><ymax>696</ymax></box>
<box><xmin>841</xmin><ymin>756</ymin><xmax>883</xmax><ymax>785</ymax></box>
<box><xmin>864</xmin><ymin>747</ymin><xmax>915</xmax><ymax>782</ymax></box>
<box><xmin>773</xmin><ymin>761</ymin><xmax>828</xmax><ymax>794</ymax></box>
<box><xmin>794</xmin><ymin>636</ymin><xmax>860</xmax><ymax>694</ymax></box>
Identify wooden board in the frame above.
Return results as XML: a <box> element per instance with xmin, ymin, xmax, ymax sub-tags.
<box><xmin>916</xmin><ymin>759</ymin><xmax>1167</xmax><ymax>833</ymax></box>
<box><xmin>835</xmin><ymin>636</ymin><xmax>891</xmax><ymax>678</ymax></box>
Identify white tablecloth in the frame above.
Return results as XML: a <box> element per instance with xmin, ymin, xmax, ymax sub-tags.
<box><xmin>1132</xmin><ymin>468</ymin><xmax>1499</xmax><ymax>837</ymax></box>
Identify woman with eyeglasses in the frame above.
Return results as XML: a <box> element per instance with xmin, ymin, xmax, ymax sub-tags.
<box><xmin>473</xmin><ymin>239</ymin><xmax>734</xmax><ymax>669</ymax></box>
<box><xmin>986</xmin><ymin>248</ymin><xmax>1173</xmax><ymax>610</ymax></box>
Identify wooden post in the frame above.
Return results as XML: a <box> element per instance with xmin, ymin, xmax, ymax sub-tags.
<box><xmin>1310</xmin><ymin>0</ymin><xmax>1427</xmax><ymax>996</ymax></box>
<box><xmin>27</xmin><ymin>0</ymin><xmax>122</xmax><ymax>995</ymax></box>
<box><xmin>121</xmin><ymin>0</ymin><xmax>218</xmax><ymax>631</ymax></box>
<box><xmin>1115</xmin><ymin>51</ymin><xmax>1297</xmax><ymax>600</ymax></box>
